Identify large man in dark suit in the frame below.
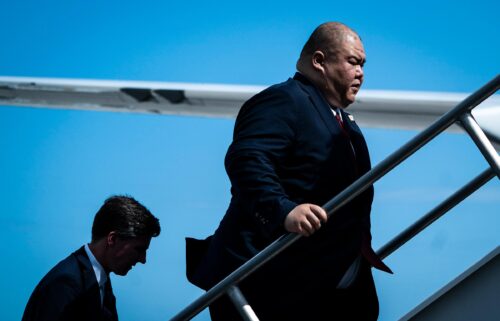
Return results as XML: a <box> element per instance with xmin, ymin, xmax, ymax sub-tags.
<box><xmin>187</xmin><ymin>22</ymin><xmax>391</xmax><ymax>320</ymax></box>
<box><xmin>22</xmin><ymin>195</ymin><xmax>161</xmax><ymax>321</ymax></box>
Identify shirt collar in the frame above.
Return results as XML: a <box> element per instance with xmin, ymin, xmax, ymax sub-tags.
<box><xmin>84</xmin><ymin>243</ymin><xmax>108</xmax><ymax>287</ymax></box>
<box><xmin>331</xmin><ymin>107</ymin><xmax>342</xmax><ymax>120</ymax></box>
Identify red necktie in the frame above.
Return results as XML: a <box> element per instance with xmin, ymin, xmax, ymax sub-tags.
<box><xmin>335</xmin><ymin>111</ymin><xmax>344</xmax><ymax>129</ymax></box>
<box><xmin>361</xmin><ymin>234</ymin><xmax>393</xmax><ymax>274</ymax></box>
<box><xmin>334</xmin><ymin>108</ymin><xmax>392</xmax><ymax>274</ymax></box>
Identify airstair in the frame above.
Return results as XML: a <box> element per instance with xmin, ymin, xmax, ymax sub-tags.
<box><xmin>400</xmin><ymin>246</ymin><xmax>500</xmax><ymax>321</ymax></box>
<box><xmin>170</xmin><ymin>75</ymin><xmax>500</xmax><ymax>321</ymax></box>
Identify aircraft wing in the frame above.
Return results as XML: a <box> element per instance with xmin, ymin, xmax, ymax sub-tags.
<box><xmin>0</xmin><ymin>76</ymin><xmax>498</xmax><ymax>145</ymax></box>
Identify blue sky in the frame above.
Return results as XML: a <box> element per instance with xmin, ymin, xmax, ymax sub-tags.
<box><xmin>1</xmin><ymin>1</ymin><xmax>499</xmax><ymax>320</ymax></box>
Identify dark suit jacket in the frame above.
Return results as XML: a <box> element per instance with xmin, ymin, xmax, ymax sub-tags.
<box><xmin>22</xmin><ymin>246</ymin><xmax>118</xmax><ymax>321</ymax></box>
<box><xmin>187</xmin><ymin>73</ymin><xmax>383</xmax><ymax>311</ymax></box>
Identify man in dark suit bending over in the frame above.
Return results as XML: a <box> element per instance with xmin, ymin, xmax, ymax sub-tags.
<box><xmin>23</xmin><ymin>195</ymin><xmax>161</xmax><ymax>321</ymax></box>
<box><xmin>187</xmin><ymin>22</ymin><xmax>392</xmax><ymax>320</ymax></box>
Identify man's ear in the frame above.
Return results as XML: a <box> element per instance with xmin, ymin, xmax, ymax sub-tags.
<box><xmin>312</xmin><ymin>50</ymin><xmax>326</xmax><ymax>73</ymax></box>
<box><xmin>107</xmin><ymin>231</ymin><xmax>118</xmax><ymax>247</ymax></box>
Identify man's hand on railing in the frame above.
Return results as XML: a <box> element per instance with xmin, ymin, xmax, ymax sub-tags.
<box><xmin>284</xmin><ymin>204</ymin><xmax>328</xmax><ymax>236</ymax></box>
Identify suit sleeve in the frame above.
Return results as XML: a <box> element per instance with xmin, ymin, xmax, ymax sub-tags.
<box><xmin>225</xmin><ymin>88</ymin><xmax>298</xmax><ymax>238</ymax></box>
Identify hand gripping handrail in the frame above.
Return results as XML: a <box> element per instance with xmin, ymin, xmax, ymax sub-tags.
<box><xmin>170</xmin><ymin>74</ymin><xmax>499</xmax><ymax>321</ymax></box>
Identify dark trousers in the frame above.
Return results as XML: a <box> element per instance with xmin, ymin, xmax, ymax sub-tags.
<box><xmin>209</xmin><ymin>260</ymin><xmax>379</xmax><ymax>321</ymax></box>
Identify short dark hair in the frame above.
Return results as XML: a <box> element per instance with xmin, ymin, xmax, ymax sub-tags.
<box><xmin>91</xmin><ymin>195</ymin><xmax>160</xmax><ymax>242</ymax></box>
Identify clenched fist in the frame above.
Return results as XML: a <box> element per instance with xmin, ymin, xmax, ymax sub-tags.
<box><xmin>284</xmin><ymin>204</ymin><xmax>328</xmax><ymax>236</ymax></box>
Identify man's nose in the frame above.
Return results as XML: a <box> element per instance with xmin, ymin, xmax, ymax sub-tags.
<box><xmin>356</xmin><ymin>65</ymin><xmax>364</xmax><ymax>78</ymax></box>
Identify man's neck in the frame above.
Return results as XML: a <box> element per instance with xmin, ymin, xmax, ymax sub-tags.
<box><xmin>88</xmin><ymin>241</ymin><xmax>110</xmax><ymax>274</ymax></box>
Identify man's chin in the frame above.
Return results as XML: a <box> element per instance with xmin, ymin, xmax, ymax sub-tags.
<box><xmin>341</xmin><ymin>97</ymin><xmax>356</xmax><ymax>108</ymax></box>
<box><xmin>114</xmin><ymin>267</ymin><xmax>132</xmax><ymax>276</ymax></box>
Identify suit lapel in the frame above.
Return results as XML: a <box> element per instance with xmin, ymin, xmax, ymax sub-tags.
<box><xmin>75</xmin><ymin>247</ymin><xmax>99</xmax><ymax>296</ymax></box>
<box><xmin>293</xmin><ymin>73</ymin><xmax>370</xmax><ymax>174</ymax></box>
<box><xmin>75</xmin><ymin>247</ymin><xmax>118</xmax><ymax>321</ymax></box>
<box><xmin>340</xmin><ymin>109</ymin><xmax>371</xmax><ymax>173</ymax></box>
<box><xmin>293</xmin><ymin>73</ymin><xmax>339</xmax><ymax>136</ymax></box>
<box><xmin>75</xmin><ymin>247</ymin><xmax>102</xmax><ymax>312</ymax></box>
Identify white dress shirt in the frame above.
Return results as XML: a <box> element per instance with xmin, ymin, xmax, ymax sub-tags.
<box><xmin>331</xmin><ymin>107</ymin><xmax>342</xmax><ymax>122</ymax></box>
<box><xmin>84</xmin><ymin>243</ymin><xmax>108</xmax><ymax>306</ymax></box>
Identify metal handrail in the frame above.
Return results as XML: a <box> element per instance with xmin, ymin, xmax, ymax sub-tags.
<box><xmin>459</xmin><ymin>113</ymin><xmax>500</xmax><ymax>178</ymax></box>
<box><xmin>170</xmin><ymin>74</ymin><xmax>500</xmax><ymax>321</ymax></box>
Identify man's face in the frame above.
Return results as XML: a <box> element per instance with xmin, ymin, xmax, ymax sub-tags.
<box><xmin>321</xmin><ymin>33</ymin><xmax>365</xmax><ymax>108</ymax></box>
<box><xmin>108</xmin><ymin>235</ymin><xmax>151</xmax><ymax>276</ymax></box>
